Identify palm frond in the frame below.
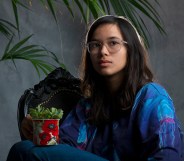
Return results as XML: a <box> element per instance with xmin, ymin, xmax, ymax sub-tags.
<box><xmin>46</xmin><ymin>0</ymin><xmax>57</xmax><ymax>23</ymax></box>
<box><xmin>11</xmin><ymin>0</ymin><xmax>30</xmax><ymax>37</ymax></box>
<box><xmin>98</xmin><ymin>0</ymin><xmax>111</xmax><ymax>14</ymax></box>
<box><xmin>9</xmin><ymin>0</ymin><xmax>165</xmax><ymax>48</ymax></box>
<box><xmin>74</xmin><ymin>0</ymin><xmax>87</xmax><ymax>23</ymax></box>
<box><xmin>41</xmin><ymin>46</ymin><xmax>66</xmax><ymax>69</ymax></box>
<box><xmin>105</xmin><ymin>0</ymin><xmax>165</xmax><ymax>47</ymax></box>
<box><xmin>128</xmin><ymin>0</ymin><xmax>165</xmax><ymax>34</ymax></box>
<box><xmin>2</xmin><ymin>0</ymin><xmax>166</xmax><ymax>78</ymax></box>
<box><xmin>63</xmin><ymin>0</ymin><xmax>74</xmax><ymax>18</ymax></box>
<box><xmin>11</xmin><ymin>0</ymin><xmax>20</xmax><ymax>37</ymax></box>
<box><xmin>0</xmin><ymin>35</ymin><xmax>63</xmax><ymax>77</ymax></box>
<box><xmin>84</xmin><ymin>0</ymin><xmax>105</xmax><ymax>19</ymax></box>
<box><xmin>0</xmin><ymin>19</ymin><xmax>17</xmax><ymax>39</ymax></box>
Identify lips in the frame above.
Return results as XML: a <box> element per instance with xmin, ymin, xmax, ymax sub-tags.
<box><xmin>98</xmin><ymin>59</ymin><xmax>112</xmax><ymax>66</ymax></box>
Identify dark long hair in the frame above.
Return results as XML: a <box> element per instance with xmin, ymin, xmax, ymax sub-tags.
<box><xmin>80</xmin><ymin>15</ymin><xmax>154</xmax><ymax>126</ymax></box>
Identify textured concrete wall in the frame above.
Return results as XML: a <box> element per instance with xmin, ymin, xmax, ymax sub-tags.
<box><xmin>148</xmin><ymin>0</ymin><xmax>184</xmax><ymax>124</ymax></box>
<box><xmin>0</xmin><ymin>0</ymin><xmax>184</xmax><ymax>160</ymax></box>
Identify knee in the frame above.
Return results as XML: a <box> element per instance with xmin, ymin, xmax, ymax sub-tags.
<box><xmin>8</xmin><ymin>141</ymin><xmax>44</xmax><ymax>161</ymax></box>
<box><xmin>7</xmin><ymin>140</ymin><xmax>34</xmax><ymax>161</ymax></box>
<box><xmin>27</xmin><ymin>147</ymin><xmax>47</xmax><ymax>161</ymax></box>
<box><xmin>13</xmin><ymin>140</ymin><xmax>34</xmax><ymax>151</ymax></box>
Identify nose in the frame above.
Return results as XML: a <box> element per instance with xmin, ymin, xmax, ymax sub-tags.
<box><xmin>100</xmin><ymin>44</ymin><xmax>109</xmax><ymax>55</ymax></box>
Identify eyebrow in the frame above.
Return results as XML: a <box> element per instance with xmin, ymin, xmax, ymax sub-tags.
<box><xmin>91</xmin><ymin>36</ymin><xmax>122</xmax><ymax>41</ymax></box>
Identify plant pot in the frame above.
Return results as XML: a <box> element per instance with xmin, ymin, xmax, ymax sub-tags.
<box><xmin>32</xmin><ymin>119</ymin><xmax>60</xmax><ymax>146</ymax></box>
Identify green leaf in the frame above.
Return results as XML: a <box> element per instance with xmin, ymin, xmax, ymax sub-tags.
<box><xmin>12</xmin><ymin>45</ymin><xmax>41</xmax><ymax>55</ymax></box>
<box><xmin>118</xmin><ymin>1</ymin><xmax>150</xmax><ymax>47</ymax></box>
<box><xmin>8</xmin><ymin>35</ymin><xmax>33</xmax><ymax>55</ymax></box>
<box><xmin>1</xmin><ymin>35</ymin><xmax>63</xmax><ymax>77</ymax></box>
<box><xmin>74</xmin><ymin>0</ymin><xmax>87</xmax><ymax>23</ymax></box>
<box><xmin>0</xmin><ymin>19</ymin><xmax>17</xmax><ymax>30</ymax></box>
<box><xmin>29</xmin><ymin>105</ymin><xmax>64</xmax><ymax>119</ymax></box>
<box><xmin>109</xmin><ymin>0</ymin><xmax>125</xmax><ymax>16</ymax></box>
<box><xmin>128</xmin><ymin>0</ymin><xmax>165</xmax><ymax>34</ymax></box>
<box><xmin>2</xmin><ymin>36</ymin><xmax>14</xmax><ymax>59</ymax></box>
<box><xmin>12</xmin><ymin>0</ymin><xmax>30</xmax><ymax>10</ymax></box>
<box><xmin>0</xmin><ymin>19</ymin><xmax>17</xmax><ymax>39</ymax></box>
<box><xmin>84</xmin><ymin>0</ymin><xmax>105</xmax><ymax>20</ymax></box>
<box><xmin>11</xmin><ymin>0</ymin><xmax>31</xmax><ymax>37</ymax></box>
<box><xmin>11</xmin><ymin>0</ymin><xmax>20</xmax><ymax>37</ymax></box>
<box><xmin>32</xmin><ymin>62</ymin><xmax>41</xmax><ymax>77</ymax></box>
<box><xmin>99</xmin><ymin>0</ymin><xmax>110</xmax><ymax>14</ymax></box>
<box><xmin>39</xmin><ymin>0</ymin><xmax>46</xmax><ymax>5</ymax></box>
<box><xmin>139</xmin><ymin>0</ymin><xmax>160</xmax><ymax>19</ymax></box>
<box><xmin>47</xmin><ymin>0</ymin><xmax>57</xmax><ymax>23</ymax></box>
<box><xmin>63</xmin><ymin>0</ymin><xmax>74</xmax><ymax>18</ymax></box>
<box><xmin>105</xmin><ymin>0</ymin><xmax>166</xmax><ymax>47</ymax></box>
<box><xmin>36</xmin><ymin>63</ymin><xmax>53</xmax><ymax>75</ymax></box>
<box><xmin>29</xmin><ymin>59</ymin><xmax>54</xmax><ymax>76</ymax></box>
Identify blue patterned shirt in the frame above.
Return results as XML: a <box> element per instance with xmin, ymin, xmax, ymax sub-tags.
<box><xmin>59</xmin><ymin>83</ymin><xmax>183</xmax><ymax>161</ymax></box>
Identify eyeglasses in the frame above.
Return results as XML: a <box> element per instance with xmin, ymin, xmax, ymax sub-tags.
<box><xmin>86</xmin><ymin>39</ymin><xmax>128</xmax><ymax>55</ymax></box>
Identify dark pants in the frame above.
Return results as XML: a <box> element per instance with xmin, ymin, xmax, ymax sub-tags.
<box><xmin>6</xmin><ymin>140</ymin><xmax>108</xmax><ymax>161</ymax></box>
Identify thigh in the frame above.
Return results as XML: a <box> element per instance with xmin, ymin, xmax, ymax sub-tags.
<box><xmin>7</xmin><ymin>141</ymin><xmax>108</xmax><ymax>161</ymax></box>
<box><xmin>28</xmin><ymin>144</ymin><xmax>108</xmax><ymax>161</ymax></box>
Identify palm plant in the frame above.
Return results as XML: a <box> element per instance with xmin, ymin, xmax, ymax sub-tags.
<box><xmin>0</xmin><ymin>0</ymin><xmax>165</xmax><ymax>76</ymax></box>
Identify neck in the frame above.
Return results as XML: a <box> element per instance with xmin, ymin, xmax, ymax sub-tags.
<box><xmin>104</xmin><ymin>73</ymin><xmax>124</xmax><ymax>96</ymax></box>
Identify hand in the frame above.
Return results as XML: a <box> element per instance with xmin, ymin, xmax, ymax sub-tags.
<box><xmin>21</xmin><ymin>114</ymin><xmax>33</xmax><ymax>141</ymax></box>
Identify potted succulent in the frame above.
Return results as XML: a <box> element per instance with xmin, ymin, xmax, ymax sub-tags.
<box><xmin>29</xmin><ymin>105</ymin><xmax>63</xmax><ymax>146</ymax></box>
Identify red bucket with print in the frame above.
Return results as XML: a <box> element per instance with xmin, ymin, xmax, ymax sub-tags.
<box><xmin>33</xmin><ymin>119</ymin><xmax>59</xmax><ymax>146</ymax></box>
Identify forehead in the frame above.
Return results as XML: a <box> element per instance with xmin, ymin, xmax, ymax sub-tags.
<box><xmin>92</xmin><ymin>23</ymin><xmax>123</xmax><ymax>40</ymax></box>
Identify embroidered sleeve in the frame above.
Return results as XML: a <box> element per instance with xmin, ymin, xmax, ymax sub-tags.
<box><xmin>59</xmin><ymin>98</ymin><xmax>91</xmax><ymax>150</ymax></box>
<box><xmin>137</xmin><ymin>96</ymin><xmax>183</xmax><ymax>161</ymax></box>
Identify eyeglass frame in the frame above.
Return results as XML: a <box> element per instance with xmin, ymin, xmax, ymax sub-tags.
<box><xmin>86</xmin><ymin>38</ymin><xmax>128</xmax><ymax>55</ymax></box>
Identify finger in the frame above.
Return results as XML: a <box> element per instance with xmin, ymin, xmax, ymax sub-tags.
<box><xmin>22</xmin><ymin>128</ymin><xmax>33</xmax><ymax>140</ymax></box>
<box><xmin>26</xmin><ymin>114</ymin><xmax>32</xmax><ymax>119</ymax></box>
<box><xmin>23</xmin><ymin>126</ymin><xmax>33</xmax><ymax>134</ymax></box>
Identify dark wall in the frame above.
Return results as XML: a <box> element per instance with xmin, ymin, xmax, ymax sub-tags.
<box><xmin>0</xmin><ymin>0</ymin><xmax>184</xmax><ymax>160</ymax></box>
<box><xmin>148</xmin><ymin>0</ymin><xmax>184</xmax><ymax>124</ymax></box>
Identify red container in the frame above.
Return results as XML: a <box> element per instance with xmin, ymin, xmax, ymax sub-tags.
<box><xmin>32</xmin><ymin>119</ymin><xmax>60</xmax><ymax>146</ymax></box>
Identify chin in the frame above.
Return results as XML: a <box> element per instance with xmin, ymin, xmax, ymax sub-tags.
<box><xmin>96</xmin><ymin>68</ymin><xmax>125</xmax><ymax>78</ymax></box>
<box><xmin>97</xmin><ymin>70</ymin><xmax>113</xmax><ymax>76</ymax></box>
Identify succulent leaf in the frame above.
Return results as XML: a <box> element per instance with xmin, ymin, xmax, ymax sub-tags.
<box><xmin>29</xmin><ymin>105</ymin><xmax>63</xmax><ymax>119</ymax></box>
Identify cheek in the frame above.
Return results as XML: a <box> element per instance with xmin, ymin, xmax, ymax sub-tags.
<box><xmin>90</xmin><ymin>55</ymin><xmax>97</xmax><ymax>67</ymax></box>
<box><xmin>116</xmin><ymin>51</ymin><xmax>127</xmax><ymax>67</ymax></box>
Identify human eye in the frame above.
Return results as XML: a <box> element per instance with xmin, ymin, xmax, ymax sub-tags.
<box><xmin>108</xmin><ymin>40</ymin><xmax>120</xmax><ymax>46</ymax></box>
<box><xmin>89</xmin><ymin>41</ymin><xmax>101</xmax><ymax>49</ymax></box>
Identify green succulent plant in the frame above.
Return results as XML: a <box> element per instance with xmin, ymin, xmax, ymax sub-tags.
<box><xmin>29</xmin><ymin>105</ymin><xmax>63</xmax><ymax>119</ymax></box>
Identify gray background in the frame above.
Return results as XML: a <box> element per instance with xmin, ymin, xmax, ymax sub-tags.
<box><xmin>0</xmin><ymin>0</ymin><xmax>184</xmax><ymax>160</ymax></box>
